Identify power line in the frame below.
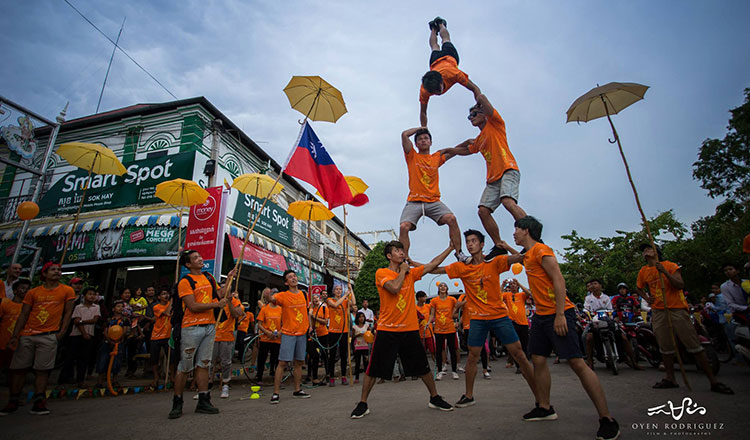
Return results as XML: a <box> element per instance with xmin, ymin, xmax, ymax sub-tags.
<box><xmin>62</xmin><ymin>0</ymin><xmax>178</xmax><ymax>100</ymax></box>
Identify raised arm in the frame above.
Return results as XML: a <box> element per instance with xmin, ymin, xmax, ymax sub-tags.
<box><xmin>383</xmin><ymin>263</ymin><xmax>410</xmax><ymax>294</ymax></box>
<box><xmin>419</xmin><ymin>102</ymin><xmax>429</xmax><ymax>127</ymax></box>
<box><xmin>423</xmin><ymin>245</ymin><xmax>454</xmax><ymax>274</ymax></box>
<box><xmin>439</xmin><ymin>138</ymin><xmax>474</xmax><ymax>162</ymax></box>
<box><xmin>402</xmin><ymin>127</ymin><xmax>424</xmax><ymax>155</ymax></box>
<box><xmin>183</xmin><ymin>294</ymin><xmax>227</xmax><ymax>313</ymax></box>
<box><xmin>463</xmin><ymin>79</ymin><xmax>481</xmax><ymax>99</ymax></box>
<box><xmin>475</xmin><ymin>93</ymin><xmax>495</xmax><ymax>118</ymax></box>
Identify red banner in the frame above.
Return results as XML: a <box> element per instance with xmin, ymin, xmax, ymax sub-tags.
<box><xmin>227</xmin><ymin>235</ymin><xmax>287</xmax><ymax>275</ymax></box>
<box><xmin>310</xmin><ymin>285</ymin><xmax>326</xmax><ymax>296</ymax></box>
<box><xmin>185</xmin><ymin>186</ymin><xmax>225</xmax><ymax>275</ymax></box>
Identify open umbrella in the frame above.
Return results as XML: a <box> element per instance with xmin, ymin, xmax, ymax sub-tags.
<box><xmin>283</xmin><ymin>76</ymin><xmax>347</xmax><ymax>124</ymax></box>
<box><xmin>154</xmin><ymin>178</ymin><xmax>209</xmax><ymax>281</ymax></box>
<box><xmin>566</xmin><ymin>82</ymin><xmax>691</xmax><ymax>390</ymax></box>
<box><xmin>230</xmin><ymin>173</ymin><xmax>285</xmax><ymax>292</ymax></box>
<box><xmin>287</xmin><ymin>200</ymin><xmax>334</xmax><ymax>296</ymax></box>
<box><xmin>56</xmin><ymin>142</ymin><xmax>127</xmax><ymax>265</ymax></box>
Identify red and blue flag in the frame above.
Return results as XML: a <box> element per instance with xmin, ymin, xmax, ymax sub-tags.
<box><xmin>283</xmin><ymin>122</ymin><xmax>353</xmax><ymax>209</ymax></box>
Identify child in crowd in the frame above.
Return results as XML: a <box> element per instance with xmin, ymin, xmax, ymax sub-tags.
<box><xmin>95</xmin><ymin>300</ymin><xmax>130</xmax><ymax>388</ymax></box>
<box><xmin>351</xmin><ymin>311</ymin><xmax>370</xmax><ymax>384</ymax></box>
<box><xmin>150</xmin><ymin>288</ymin><xmax>174</xmax><ymax>388</ymax></box>
<box><xmin>70</xmin><ymin>287</ymin><xmax>101</xmax><ymax>388</ymax></box>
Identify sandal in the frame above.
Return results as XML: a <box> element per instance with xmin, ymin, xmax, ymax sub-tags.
<box><xmin>710</xmin><ymin>382</ymin><xmax>734</xmax><ymax>395</ymax></box>
<box><xmin>652</xmin><ymin>379</ymin><xmax>679</xmax><ymax>389</ymax></box>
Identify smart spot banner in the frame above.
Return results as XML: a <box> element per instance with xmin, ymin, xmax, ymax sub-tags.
<box><xmin>38</xmin><ymin>152</ymin><xmax>195</xmax><ymax>216</ymax></box>
<box><xmin>232</xmin><ymin>194</ymin><xmax>293</xmax><ymax>247</ymax></box>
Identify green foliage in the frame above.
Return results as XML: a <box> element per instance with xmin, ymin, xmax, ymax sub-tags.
<box><xmin>353</xmin><ymin>241</ymin><xmax>388</xmax><ymax>312</ymax></box>
<box><xmin>559</xmin><ymin>211</ymin><xmax>687</xmax><ymax>303</ymax></box>
<box><xmin>692</xmin><ymin>88</ymin><xmax>750</xmax><ymax>202</ymax></box>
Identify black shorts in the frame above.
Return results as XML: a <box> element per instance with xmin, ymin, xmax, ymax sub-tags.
<box><xmin>528</xmin><ymin>309</ymin><xmax>583</xmax><ymax>359</ymax></box>
<box><xmin>150</xmin><ymin>338</ymin><xmax>178</xmax><ymax>365</ymax></box>
<box><xmin>429</xmin><ymin>42</ymin><xmax>459</xmax><ymax>66</ymax></box>
<box><xmin>366</xmin><ymin>330</ymin><xmax>430</xmax><ymax>380</ymax></box>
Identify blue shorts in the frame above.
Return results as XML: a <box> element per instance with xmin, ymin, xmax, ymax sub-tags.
<box><xmin>467</xmin><ymin>317</ymin><xmax>519</xmax><ymax>347</ymax></box>
<box><xmin>528</xmin><ymin>308</ymin><xmax>583</xmax><ymax>359</ymax></box>
<box><xmin>279</xmin><ymin>334</ymin><xmax>307</xmax><ymax>362</ymax></box>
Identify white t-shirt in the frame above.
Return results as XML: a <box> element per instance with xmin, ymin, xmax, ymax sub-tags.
<box><xmin>70</xmin><ymin>303</ymin><xmax>101</xmax><ymax>336</ymax></box>
<box><xmin>584</xmin><ymin>293</ymin><xmax>612</xmax><ymax>313</ymax></box>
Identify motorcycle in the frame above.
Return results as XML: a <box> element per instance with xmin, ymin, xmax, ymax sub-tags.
<box><xmin>620</xmin><ymin>312</ymin><xmax>661</xmax><ymax>368</ymax></box>
<box><xmin>585</xmin><ymin>310</ymin><xmax>620</xmax><ymax>375</ymax></box>
<box><xmin>732</xmin><ymin>313</ymin><xmax>750</xmax><ymax>364</ymax></box>
<box><xmin>699</xmin><ymin>307</ymin><xmax>733</xmax><ymax>362</ymax></box>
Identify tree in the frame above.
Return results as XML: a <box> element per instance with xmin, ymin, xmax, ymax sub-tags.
<box><xmin>352</xmin><ymin>241</ymin><xmax>388</xmax><ymax>312</ymax></box>
<box><xmin>692</xmin><ymin>88</ymin><xmax>750</xmax><ymax>203</ymax></box>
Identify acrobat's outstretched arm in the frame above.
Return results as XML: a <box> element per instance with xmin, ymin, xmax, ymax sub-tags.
<box><xmin>419</xmin><ymin>102</ymin><xmax>429</xmax><ymax>127</ymax></box>
<box><xmin>438</xmin><ymin>138</ymin><xmax>474</xmax><ymax>161</ymax></box>
<box><xmin>402</xmin><ymin>127</ymin><xmax>425</xmax><ymax>154</ymax></box>
<box><xmin>464</xmin><ymin>79</ymin><xmax>481</xmax><ymax>100</ymax></box>
<box><xmin>475</xmin><ymin>93</ymin><xmax>495</xmax><ymax>117</ymax></box>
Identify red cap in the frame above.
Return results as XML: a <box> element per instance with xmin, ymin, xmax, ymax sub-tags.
<box><xmin>70</xmin><ymin>277</ymin><xmax>84</xmax><ymax>284</ymax></box>
<box><xmin>41</xmin><ymin>262</ymin><xmax>61</xmax><ymax>273</ymax></box>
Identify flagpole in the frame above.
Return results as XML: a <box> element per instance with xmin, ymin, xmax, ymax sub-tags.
<box><xmin>344</xmin><ymin>205</ymin><xmax>353</xmax><ymax>386</ymax></box>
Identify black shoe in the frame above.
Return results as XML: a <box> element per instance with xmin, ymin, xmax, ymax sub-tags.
<box><xmin>29</xmin><ymin>399</ymin><xmax>50</xmax><ymax>415</ymax></box>
<box><xmin>522</xmin><ymin>405</ymin><xmax>558</xmax><ymax>421</ymax></box>
<box><xmin>428</xmin><ymin>395</ymin><xmax>454</xmax><ymax>411</ymax></box>
<box><xmin>270</xmin><ymin>393</ymin><xmax>280</xmax><ymax>404</ymax></box>
<box><xmin>292</xmin><ymin>390</ymin><xmax>311</xmax><ymax>399</ymax></box>
<box><xmin>710</xmin><ymin>382</ymin><xmax>734</xmax><ymax>395</ymax></box>
<box><xmin>596</xmin><ymin>417</ymin><xmax>620</xmax><ymax>440</ymax></box>
<box><xmin>195</xmin><ymin>392</ymin><xmax>219</xmax><ymax>414</ymax></box>
<box><xmin>484</xmin><ymin>245</ymin><xmax>508</xmax><ymax>261</ymax></box>
<box><xmin>168</xmin><ymin>395</ymin><xmax>183</xmax><ymax>419</ymax></box>
<box><xmin>0</xmin><ymin>400</ymin><xmax>19</xmax><ymax>416</ymax></box>
<box><xmin>428</xmin><ymin>19</ymin><xmax>438</xmax><ymax>32</ymax></box>
<box><xmin>515</xmin><ymin>367</ymin><xmax>521</xmax><ymax>374</ymax></box>
<box><xmin>433</xmin><ymin>16</ymin><xmax>447</xmax><ymax>29</ymax></box>
<box><xmin>455</xmin><ymin>395</ymin><xmax>476</xmax><ymax>408</ymax></box>
<box><xmin>351</xmin><ymin>401</ymin><xmax>370</xmax><ymax>419</ymax></box>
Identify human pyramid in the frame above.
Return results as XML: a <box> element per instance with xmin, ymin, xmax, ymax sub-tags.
<box><xmin>347</xmin><ymin>17</ymin><xmax>621</xmax><ymax>440</ymax></box>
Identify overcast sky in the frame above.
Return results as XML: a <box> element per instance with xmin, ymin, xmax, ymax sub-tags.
<box><xmin>2</xmin><ymin>1</ymin><xmax>749</xmax><ymax>295</ymax></box>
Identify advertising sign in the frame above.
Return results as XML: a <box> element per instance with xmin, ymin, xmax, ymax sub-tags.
<box><xmin>232</xmin><ymin>194</ymin><xmax>293</xmax><ymax>247</ymax></box>
<box><xmin>38</xmin><ymin>151</ymin><xmax>195</xmax><ymax>216</ymax></box>
<box><xmin>185</xmin><ymin>186</ymin><xmax>228</xmax><ymax>277</ymax></box>
<box><xmin>228</xmin><ymin>235</ymin><xmax>287</xmax><ymax>275</ymax></box>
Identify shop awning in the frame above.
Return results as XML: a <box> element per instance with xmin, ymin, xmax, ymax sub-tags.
<box><xmin>227</xmin><ymin>235</ymin><xmax>287</xmax><ymax>276</ymax></box>
<box><xmin>225</xmin><ymin>227</ymin><xmax>319</xmax><ymax>271</ymax></box>
<box><xmin>0</xmin><ymin>214</ymin><xmax>187</xmax><ymax>241</ymax></box>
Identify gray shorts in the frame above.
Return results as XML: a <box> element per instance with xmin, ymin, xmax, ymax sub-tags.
<box><xmin>279</xmin><ymin>334</ymin><xmax>307</xmax><ymax>362</ymax></box>
<box><xmin>178</xmin><ymin>324</ymin><xmax>216</xmax><ymax>373</ymax></box>
<box><xmin>399</xmin><ymin>201</ymin><xmax>453</xmax><ymax>230</ymax></box>
<box><xmin>213</xmin><ymin>340</ymin><xmax>234</xmax><ymax>381</ymax></box>
<box><xmin>478</xmin><ymin>169</ymin><xmax>520</xmax><ymax>212</ymax></box>
<box><xmin>10</xmin><ymin>334</ymin><xmax>57</xmax><ymax>371</ymax></box>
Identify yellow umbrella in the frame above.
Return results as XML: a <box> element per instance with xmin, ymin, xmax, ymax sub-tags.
<box><xmin>230</xmin><ymin>173</ymin><xmax>285</xmax><ymax>290</ymax></box>
<box><xmin>232</xmin><ymin>173</ymin><xmax>284</xmax><ymax>198</ymax></box>
<box><xmin>283</xmin><ymin>76</ymin><xmax>347</xmax><ymax>123</ymax></box>
<box><xmin>567</xmin><ymin>82</ymin><xmax>693</xmax><ymax>390</ymax></box>
<box><xmin>287</xmin><ymin>200</ymin><xmax>335</xmax><ymax>222</ymax></box>
<box><xmin>316</xmin><ymin>175</ymin><xmax>368</xmax><ymax>199</ymax></box>
<box><xmin>56</xmin><ymin>142</ymin><xmax>128</xmax><ymax>265</ymax></box>
<box><xmin>155</xmin><ymin>178</ymin><xmax>210</xmax><ymax>281</ymax></box>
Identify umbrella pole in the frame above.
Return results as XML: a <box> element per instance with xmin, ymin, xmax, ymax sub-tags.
<box><xmin>344</xmin><ymin>206</ymin><xmax>353</xmax><ymax>386</ymax></box>
<box><xmin>60</xmin><ymin>164</ymin><xmax>94</xmax><ymax>265</ymax></box>
<box><xmin>603</xmin><ymin>101</ymin><xmax>691</xmax><ymax>391</ymax></box>
<box><xmin>174</xmin><ymin>204</ymin><xmax>184</xmax><ymax>283</ymax></box>
<box><xmin>307</xmin><ymin>217</ymin><xmax>312</xmax><ymax>296</ymax></box>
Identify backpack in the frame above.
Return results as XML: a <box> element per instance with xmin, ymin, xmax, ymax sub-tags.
<box><xmin>170</xmin><ymin>271</ymin><xmax>221</xmax><ymax>343</ymax></box>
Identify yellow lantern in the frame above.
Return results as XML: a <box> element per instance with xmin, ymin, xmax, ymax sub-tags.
<box><xmin>16</xmin><ymin>201</ymin><xmax>39</xmax><ymax>221</ymax></box>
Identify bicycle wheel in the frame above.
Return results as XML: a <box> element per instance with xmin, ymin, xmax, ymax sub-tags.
<box><xmin>242</xmin><ymin>335</ymin><xmax>259</xmax><ymax>382</ymax></box>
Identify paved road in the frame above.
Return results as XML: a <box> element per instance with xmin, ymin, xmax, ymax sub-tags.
<box><xmin>1</xmin><ymin>359</ymin><xmax>747</xmax><ymax>439</ymax></box>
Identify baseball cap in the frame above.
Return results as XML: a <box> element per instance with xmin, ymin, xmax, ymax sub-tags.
<box><xmin>70</xmin><ymin>277</ymin><xmax>84</xmax><ymax>284</ymax></box>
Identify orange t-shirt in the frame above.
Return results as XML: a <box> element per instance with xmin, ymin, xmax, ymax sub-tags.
<box><xmin>430</xmin><ymin>295</ymin><xmax>457</xmax><ymax>334</ymax></box>
<box><xmin>416</xmin><ymin>303</ymin><xmax>433</xmax><ymax>338</ymax></box>
<box><xmin>743</xmin><ymin>234</ymin><xmax>750</xmax><ymax>254</ymax></box>
<box><xmin>21</xmin><ymin>284</ymin><xmax>76</xmax><ymax>336</ymax></box>
<box><xmin>178</xmin><ymin>274</ymin><xmax>216</xmax><ymax>328</ymax></box>
<box><xmin>445</xmin><ymin>257</ymin><xmax>510</xmax><ymax>320</ymax></box>
<box><xmin>215</xmin><ymin>297</ymin><xmax>243</xmax><ymax>342</ymax></box>
<box><xmin>524</xmin><ymin>243</ymin><xmax>575</xmax><ymax>315</ymax></box>
<box><xmin>327</xmin><ymin>298</ymin><xmax>350</xmax><ymax>333</ymax></box>
<box><xmin>503</xmin><ymin>291</ymin><xmax>529</xmax><ymax>326</ymax></box>
<box><xmin>419</xmin><ymin>56</ymin><xmax>469</xmax><ymax>104</ymax></box>
<box><xmin>238</xmin><ymin>310</ymin><xmax>253</xmax><ymax>333</ymax></box>
<box><xmin>151</xmin><ymin>303</ymin><xmax>171</xmax><ymax>341</ymax></box>
<box><xmin>457</xmin><ymin>294</ymin><xmax>472</xmax><ymax>330</ymax></box>
<box><xmin>274</xmin><ymin>290</ymin><xmax>310</xmax><ymax>336</ymax></box>
<box><xmin>257</xmin><ymin>304</ymin><xmax>282</xmax><ymax>344</ymax></box>
<box><xmin>310</xmin><ymin>305</ymin><xmax>329</xmax><ymax>337</ymax></box>
<box><xmin>0</xmin><ymin>299</ymin><xmax>23</xmax><ymax>349</ymax></box>
<box><xmin>469</xmin><ymin>109</ymin><xmax>519</xmax><ymax>183</ymax></box>
<box><xmin>375</xmin><ymin>265</ymin><xmax>424</xmax><ymax>332</ymax></box>
<box><xmin>636</xmin><ymin>261</ymin><xmax>687</xmax><ymax>310</ymax></box>
<box><xmin>405</xmin><ymin>150</ymin><xmax>446</xmax><ymax>203</ymax></box>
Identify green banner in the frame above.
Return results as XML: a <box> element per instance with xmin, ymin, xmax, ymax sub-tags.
<box><xmin>284</xmin><ymin>256</ymin><xmax>324</xmax><ymax>286</ymax></box>
<box><xmin>231</xmin><ymin>194</ymin><xmax>293</xmax><ymax>247</ymax></box>
<box><xmin>38</xmin><ymin>152</ymin><xmax>195</xmax><ymax>216</ymax></box>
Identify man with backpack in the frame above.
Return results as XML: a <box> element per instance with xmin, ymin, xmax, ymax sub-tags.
<box><xmin>168</xmin><ymin>250</ymin><xmax>235</xmax><ymax>419</ymax></box>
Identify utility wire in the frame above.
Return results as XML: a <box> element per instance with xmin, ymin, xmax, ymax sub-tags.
<box><xmin>63</xmin><ymin>0</ymin><xmax>178</xmax><ymax>100</ymax></box>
